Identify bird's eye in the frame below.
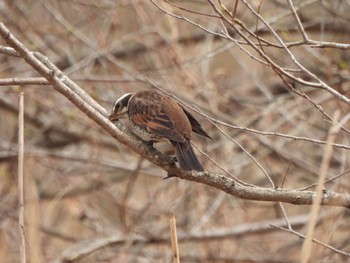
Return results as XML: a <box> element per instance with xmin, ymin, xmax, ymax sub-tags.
<box><xmin>114</xmin><ymin>103</ymin><xmax>121</xmax><ymax>112</ymax></box>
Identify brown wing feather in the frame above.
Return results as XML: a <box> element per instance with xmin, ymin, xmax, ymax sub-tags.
<box><xmin>147</xmin><ymin>113</ymin><xmax>184</xmax><ymax>142</ymax></box>
<box><xmin>127</xmin><ymin>90</ymin><xmax>205</xmax><ymax>171</ymax></box>
<box><xmin>181</xmin><ymin>107</ymin><xmax>212</xmax><ymax>139</ymax></box>
<box><xmin>129</xmin><ymin>94</ymin><xmax>185</xmax><ymax>143</ymax></box>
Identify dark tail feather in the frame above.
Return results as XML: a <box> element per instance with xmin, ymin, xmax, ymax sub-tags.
<box><xmin>172</xmin><ymin>140</ymin><xmax>204</xmax><ymax>171</ymax></box>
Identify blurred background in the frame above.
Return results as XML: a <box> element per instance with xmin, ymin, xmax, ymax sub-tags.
<box><xmin>0</xmin><ymin>0</ymin><xmax>349</xmax><ymax>262</ymax></box>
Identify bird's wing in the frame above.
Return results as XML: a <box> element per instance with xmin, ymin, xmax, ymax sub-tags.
<box><xmin>131</xmin><ymin>107</ymin><xmax>185</xmax><ymax>143</ymax></box>
<box><xmin>181</xmin><ymin>107</ymin><xmax>212</xmax><ymax>139</ymax></box>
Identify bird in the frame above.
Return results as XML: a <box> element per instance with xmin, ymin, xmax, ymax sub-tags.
<box><xmin>108</xmin><ymin>90</ymin><xmax>211</xmax><ymax>171</ymax></box>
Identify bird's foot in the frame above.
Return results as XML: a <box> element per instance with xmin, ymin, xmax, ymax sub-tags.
<box><xmin>166</xmin><ymin>156</ymin><xmax>178</xmax><ymax>165</ymax></box>
<box><xmin>144</xmin><ymin>140</ymin><xmax>157</xmax><ymax>147</ymax></box>
<box><xmin>163</xmin><ymin>156</ymin><xmax>178</xmax><ymax>179</ymax></box>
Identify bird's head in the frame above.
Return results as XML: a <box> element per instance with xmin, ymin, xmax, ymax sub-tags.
<box><xmin>108</xmin><ymin>93</ymin><xmax>133</xmax><ymax>121</ymax></box>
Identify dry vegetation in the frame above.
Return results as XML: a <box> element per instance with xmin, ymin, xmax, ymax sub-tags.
<box><xmin>0</xmin><ymin>0</ymin><xmax>350</xmax><ymax>262</ymax></box>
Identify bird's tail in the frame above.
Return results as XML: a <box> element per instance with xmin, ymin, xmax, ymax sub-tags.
<box><xmin>172</xmin><ymin>140</ymin><xmax>204</xmax><ymax>171</ymax></box>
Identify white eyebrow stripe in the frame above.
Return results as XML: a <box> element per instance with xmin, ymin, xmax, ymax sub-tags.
<box><xmin>118</xmin><ymin>93</ymin><xmax>133</xmax><ymax>103</ymax></box>
<box><xmin>112</xmin><ymin>93</ymin><xmax>133</xmax><ymax>112</ymax></box>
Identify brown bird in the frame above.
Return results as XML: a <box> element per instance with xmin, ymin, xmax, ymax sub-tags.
<box><xmin>108</xmin><ymin>90</ymin><xmax>211</xmax><ymax>171</ymax></box>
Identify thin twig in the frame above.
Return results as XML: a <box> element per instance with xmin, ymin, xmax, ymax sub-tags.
<box><xmin>299</xmin><ymin>168</ymin><xmax>350</xmax><ymax>191</ymax></box>
<box><xmin>0</xmin><ymin>22</ymin><xmax>349</xmax><ymax>208</ymax></box>
<box><xmin>286</xmin><ymin>0</ymin><xmax>309</xmax><ymax>41</ymax></box>
<box><xmin>0</xmin><ymin>44</ymin><xmax>19</xmax><ymax>56</ymax></box>
<box><xmin>51</xmin><ymin>212</ymin><xmax>336</xmax><ymax>263</ymax></box>
<box><xmin>272</xmin><ymin>224</ymin><xmax>350</xmax><ymax>257</ymax></box>
<box><xmin>0</xmin><ymin>77</ymin><xmax>49</xmax><ymax>85</ymax></box>
<box><xmin>238</xmin><ymin>0</ymin><xmax>350</xmax><ymax>104</ymax></box>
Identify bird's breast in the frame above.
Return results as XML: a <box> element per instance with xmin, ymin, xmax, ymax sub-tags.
<box><xmin>129</xmin><ymin>121</ymin><xmax>162</xmax><ymax>142</ymax></box>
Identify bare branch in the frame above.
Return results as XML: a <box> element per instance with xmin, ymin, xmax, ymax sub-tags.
<box><xmin>0</xmin><ymin>22</ymin><xmax>349</xmax><ymax>208</ymax></box>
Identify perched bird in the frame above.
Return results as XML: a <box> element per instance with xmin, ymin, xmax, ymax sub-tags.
<box><xmin>108</xmin><ymin>90</ymin><xmax>211</xmax><ymax>171</ymax></box>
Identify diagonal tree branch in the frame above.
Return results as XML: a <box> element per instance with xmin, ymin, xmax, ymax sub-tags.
<box><xmin>0</xmin><ymin>22</ymin><xmax>349</xmax><ymax>208</ymax></box>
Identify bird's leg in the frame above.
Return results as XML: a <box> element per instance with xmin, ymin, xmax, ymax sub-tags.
<box><xmin>143</xmin><ymin>141</ymin><xmax>154</xmax><ymax>148</ymax></box>
<box><xmin>163</xmin><ymin>156</ymin><xmax>179</xmax><ymax>179</ymax></box>
<box><xmin>144</xmin><ymin>139</ymin><xmax>156</xmax><ymax>147</ymax></box>
<box><xmin>165</xmin><ymin>155</ymin><xmax>178</xmax><ymax>165</ymax></box>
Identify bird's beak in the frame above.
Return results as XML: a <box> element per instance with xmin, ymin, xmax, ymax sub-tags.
<box><xmin>108</xmin><ymin>113</ymin><xmax>118</xmax><ymax>121</ymax></box>
<box><xmin>108</xmin><ymin>110</ymin><xmax>127</xmax><ymax>121</ymax></box>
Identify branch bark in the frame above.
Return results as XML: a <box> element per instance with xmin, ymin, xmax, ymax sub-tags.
<box><xmin>0</xmin><ymin>22</ymin><xmax>349</xmax><ymax>208</ymax></box>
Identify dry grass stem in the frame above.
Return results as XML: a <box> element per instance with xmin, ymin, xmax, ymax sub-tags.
<box><xmin>1</xmin><ymin>1</ymin><xmax>350</xmax><ymax>261</ymax></box>
<box><xmin>18</xmin><ymin>92</ymin><xmax>26</xmax><ymax>263</ymax></box>
<box><xmin>170</xmin><ymin>213</ymin><xmax>180</xmax><ymax>263</ymax></box>
<box><xmin>301</xmin><ymin>110</ymin><xmax>341</xmax><ymax>262</ymax></box>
